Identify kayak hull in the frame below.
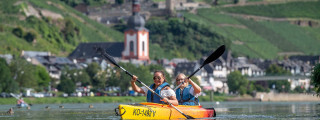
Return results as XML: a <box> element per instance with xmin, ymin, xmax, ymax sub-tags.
<box><xmin>116</xmin><ymin>102</ymin><xmax>216</xmax><ymax>119</ymax></box>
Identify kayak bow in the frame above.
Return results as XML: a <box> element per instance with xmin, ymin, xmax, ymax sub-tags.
<box><xmin>115</xmin><ymin>102</ymin><xmax>216</xmax><ymax>119</ymax></box>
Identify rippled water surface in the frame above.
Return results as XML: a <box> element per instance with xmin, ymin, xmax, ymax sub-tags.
<box><xmin>0</xmin><ymin>101</ymin><xmax>319</xmax><ymax>119</ymax></box>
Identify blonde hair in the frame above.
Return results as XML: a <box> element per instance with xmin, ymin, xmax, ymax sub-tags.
<box><xmin>175</xmin><ymin>73</ymin><xmax>186</xmax><ymax>80</ymax></box>
<box><xmin>175</xmin><ymin>73</ymin><xmax>189</xmax><ymax>86</ymax></box>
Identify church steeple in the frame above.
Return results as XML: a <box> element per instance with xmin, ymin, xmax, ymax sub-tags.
<box><xmin>127</xmin><ymin>0</ymin><xmax>146</xmax><ymax>30</ymax></box>
<box><xmin>122</xmin><ymin>0</ymin><xmax>149</xmax><ymax>61</ymax></box>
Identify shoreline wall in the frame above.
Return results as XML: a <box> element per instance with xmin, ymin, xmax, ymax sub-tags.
<box><xmin>255</xmin><ymin>92</ymin><xmax>320</xmax><ymax>102</ymax></box>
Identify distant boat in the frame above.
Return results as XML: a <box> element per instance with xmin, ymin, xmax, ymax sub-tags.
<box><xmin>17</xmin><ymin>103</ymin><xmax>29</xmax><ymax>108</ymax></box>
<box><xmin>10</xmin><ymin>93</ymin><xmax>30</xmax><ymax>108</ymax></box>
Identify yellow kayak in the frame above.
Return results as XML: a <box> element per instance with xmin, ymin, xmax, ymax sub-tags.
<box><xmin>115</xmin><ymin>102</ymin><xmax>216</xmax><ymax>119</ymax></box>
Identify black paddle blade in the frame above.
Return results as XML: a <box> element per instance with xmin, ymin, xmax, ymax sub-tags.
<box><xmin>203</xmin><ymin>45</ymin><xmax>225</xmax><ymax>65</ymax></box>
<box><xmin>94</xmin><ymin>47</ymin><xmax>119</xmax><ymax>68</ymax></box>
<box><xmin>185</xmin><ymin>115</ymin><xmax>195</xmax><ymax>119</ymax></box>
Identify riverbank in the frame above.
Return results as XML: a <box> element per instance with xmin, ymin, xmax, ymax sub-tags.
<box><xmin>226</xmin><ymin>93</ymin><xmax>320</xmax><ymax>102</ymax></box>
<box><xmin>3</xmin><ymin>93</ymin><xmax>317</xmax><ymax>105</ymax></box>
<box><xmin>0</xmin><ymin>95</ymin><xmax>231</xmax><ymax>105</ymax></box>
<box><xmin>255</xmin><ymin>92</ymin><xmax>320</xmax><ymax>102</ymax></box>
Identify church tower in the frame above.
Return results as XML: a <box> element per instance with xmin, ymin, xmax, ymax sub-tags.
<box><xmin>122</xmin><ymin>0</ymin><xmax>149</xmax><ymax>61</ymax></box>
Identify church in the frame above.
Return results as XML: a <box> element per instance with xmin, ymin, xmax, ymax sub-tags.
<box><xmin>68</xmin><ymin>0</ymin><xmax>150</xmax><ymax>63</ymax></box>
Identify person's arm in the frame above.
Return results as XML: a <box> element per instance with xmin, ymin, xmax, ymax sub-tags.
<box><xmin>161</xmin><ymin>87</ymin><xmax>179</xmax><ymax>105</ymax></box>
<box><xmin>165</xmin><ymin>95</ymin><xmax>179</xmax><ymax>106</ymax></box>
<box><xmin>131</xmin><ymin>75</ymin><xmax>145</xmax><ymax>94</ymax></box>
<box><xmin>187</xmin><ymin>78</ymin><xmax>201</xmax><ymax>95</ymax></box>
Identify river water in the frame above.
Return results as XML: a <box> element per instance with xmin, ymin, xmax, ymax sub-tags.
<box><xmin>0</xmin><ymin>101</ymin><xmax>319</xmax><ymax>119</ymax></box>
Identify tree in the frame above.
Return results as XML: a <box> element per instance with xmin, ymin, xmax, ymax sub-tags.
<box><xmin>255</xmin><ymin>82</ymin><xmax>270</xmax><ymax>92</ymax></box>
<box><xmin>57</xmin><ymin>74</ymin><xmax>75</xmax><ymax>94</ymax></box>
<box><xmin>293</xmin><ymin>85</ymin><xmax>305</xmax><ymax>93</ymax></box>
<box><xmin>12</xmin><ymin>26</ymin><xmax>24</xmax><ymax>38</ymax></box>
<box><xmin>86</xmin><ymin>62</ymin><xmax>100</xmax><ymax>78</ymax></box>
<box><xmin>115</xmin><ymin>0</ymin><xmax>124</xmax><ymax>5</ymax></box>
<box><xmin>266</xmin><ymin>64</ymin><xmax>291</xmax><ymax>93</ymax></box>
<box><xmin>92</xmin><ymin>70</ymin><xmax>107</xmax><ymax>90</ymax></box>
<box><xmin>62</xmin><ymin>18</ymin><xmax>79</xmax><ymax>45</ymax></box>
<box><xmin>268</xmin><ymin>80</ymin><xmax>290</xmax><ymax>93</ymax></box>
<box><xmin>35</xmin><ymin>66</ymin><xmax>51</xmax><ymax>91</ymax></box>
<box><xmin>145</xmin><ymin>18</ymin><xmax>230</xmax><ymax>60</ymax></box>
<box><xmin>247</xmin><ymin>81</ymin><xmax>255</xmax><ymax>95</ymax></box>
<box><xmin>10</xmin><ymin>58</ymin><xmax>38</xmax><ymax>90</ymax></box>
<box><xmin>234</xmin><ymin>0</ymin><xmax>239</xmax><ymax>4</ymax></box>
<box><xmin>63</xmin><ymin>67</ymin><xmax>91</xmax><ymax>87</ymax></box>
<box><xmin>24</xmin><ymin>30</ymin><xmax>38</xmax><ymax>43</ymax></box>
<box><xmin>266</xmin><ymin>64</ymin><xmax>291</xmax><ymax>75</ymax></box>
<box><xmin>75</xmin><ymin>70</ymin><xmax>91</xmax><ymax>86</ymax></box>
<box><xmin>60</xmin><ymin>0</ymin><xmax>80</xmax><ymax>7</ymax></box>
<box><xmin>227</xmin><ymin>71</ymin><xmax>248</xmax><ymax>95</ymax></box>
<box><xmin>0</xmin><ymin>58</ymin><xmax>18</xmax><ymax>93</ymax></box>
<box><xmin>311</xmin><ymin>63</ymin><xmax>320</xmax><ymax>96</ymax></box>
<box><xmin>107</xmin><ymin>63</ymin><xmax>153</xmax><ymax>92</ymax></box>
<box><xmin>86</xmin><ymin>62</ymin><xmax>101</xmax><ymax>87</ymax></box>
<box><xmin>0</xmin><ymin>24</ymin><xmax>5</xmax><ymax>32</ymax></box>
<box><xmin>212</xmin><ymin>0</ymin><xmax>219</xmax><ymax>5</ymax></box>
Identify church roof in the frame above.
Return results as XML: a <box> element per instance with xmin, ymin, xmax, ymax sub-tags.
<box><xmin>68</xmin><ymin>42</ymin><xmax>123</xmax><ymax>59</ymax></box>
<box><xmin>174</xmin><ymin>62</ymin><xmax>200</xmax><ymax>76</ymax></box>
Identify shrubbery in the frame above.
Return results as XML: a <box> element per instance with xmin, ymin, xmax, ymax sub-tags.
<box><xmin>146</xmin><ymin>18</ymin><xmax>230</xmax><ymax>60</ymax></box>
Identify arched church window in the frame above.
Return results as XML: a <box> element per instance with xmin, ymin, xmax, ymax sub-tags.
<box><xmin>130</xmin><ymin>41</ymin><xmax>134</xmax><ymax>52</ymax></box>
<box><xmin>142</xmin><ymin>41</ymin><xmax>145</xmax><ymax>51</ymax></box>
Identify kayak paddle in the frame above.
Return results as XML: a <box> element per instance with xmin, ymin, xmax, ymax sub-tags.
<box><xmin>95</xmin><ymin>47</ymin><xmax>195</xmax><ymax>119</ymax></box>
<box><xmin>174</xmin><ymin>45</ymin><xmax>226</xmax><ymax>91</ymax></box>
<box><xmin>10</xmin><ymin>93</ymin><xmax>31</xmax><ymax>107</ymax></box>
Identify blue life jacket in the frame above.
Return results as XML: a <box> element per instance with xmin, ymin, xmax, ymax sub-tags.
<box><xmin>147</xmin><ymin>82</ymin><xmax>169</xmax><ymax>104</ymax></box>
<box><xmin>176</xmin><ymin>85</ymin><xmax>199</xmax><ymax>105</ymax></box>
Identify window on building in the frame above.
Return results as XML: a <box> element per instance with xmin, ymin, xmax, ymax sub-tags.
<box><xmin>130</xmin><ymin>41</ymin><xmax>134</xmax><ymax>52</ymax></box>
<box><xmin>142</xmin><ymin>41</ymin><xmax>145</xmax><ymax>51</ymax></box>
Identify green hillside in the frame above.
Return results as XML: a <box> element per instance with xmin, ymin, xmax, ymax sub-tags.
<box><xmin>1</xmin><ymin>0</ymin><xmax>320</xmax><ymax>59</ymax></box>
<box><xmin>221</xmin><ymin>1</ymin><xmax>320</xmax><ymax>19</ymax></box>
<box><xmin>0</xmin><ymin>0</ymin><xmax>123</xmax><ymax>56</ymax></box>
<box><xmin>183</xmin><ymin>0</ymin><xmax>320</xmax><ymax>59</ymax></box>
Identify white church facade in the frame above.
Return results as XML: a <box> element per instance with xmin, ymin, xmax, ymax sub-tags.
<box><xmin>122</xmin><ymin>0</ymin><xmax>150</xmax><ymax>61</ymax></box>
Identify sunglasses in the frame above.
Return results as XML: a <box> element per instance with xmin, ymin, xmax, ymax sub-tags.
<box><xmin>176</xmin><ymin>78</ymin><xmax>185</xmax><ymax>82</ymax></box>
<box><xmin>153</xmin><ymin>76</ymin><xmax>162</xmax><ymax>80</ymax></box>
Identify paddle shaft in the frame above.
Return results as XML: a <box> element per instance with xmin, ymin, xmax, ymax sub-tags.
<box><xmin>97</xmin><ymin>49</ymin><xmax>194</xmax><ymax>119</ymax></box>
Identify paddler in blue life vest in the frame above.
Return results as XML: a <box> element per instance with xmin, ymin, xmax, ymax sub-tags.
<box><xmin>175</xmin><ymin>73</ymin><xmax>201</xmax><ymax>105</ymax></box>
<box><xmin>131</xmin><ymin>70</ymin><xmax>179</xmax><ymax>105</ymax></box>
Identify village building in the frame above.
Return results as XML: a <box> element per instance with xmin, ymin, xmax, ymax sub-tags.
<box><xmin>68</xmin><ymin>42</ymin><xmax>124</xmax><ymax>64</ymax></box>
<box><xmin>293</xmin><ymin>55</ymin><xmax>320</xmax><ymax>65</ymax></box>
<box><xmin>21</xmin><ymin>51</ymin><xmax>78</xmax><ymax>79</ymax></box>
<box><xmin>199</xmin><ymin>50</ymin><xmax>232</xmax><ymax>93</ymax></box>
<box><xmin>233</xmin><ymin>57</ymin><xmax>265</xmax><ymax>77</ymax></box>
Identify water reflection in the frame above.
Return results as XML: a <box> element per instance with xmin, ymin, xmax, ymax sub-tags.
<box><xmin>291</xmin><ymin>104</ymin><xmax>296</xmax><ymax>114</ymax></box>
<box><xmin>202</xmin><ymin>101</ymin><xmax>320</xmax><ymax>119</ymax></box>
<box><xmin>0</xmin><ymin>102</ymin><xmax>319</xmax><ymax>119</ymax></box>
